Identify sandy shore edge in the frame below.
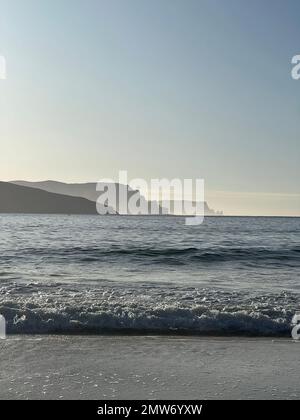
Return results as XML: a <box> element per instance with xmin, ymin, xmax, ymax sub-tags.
<box><xmin>0</xmin><ymin>335</ymin><xmax>299</xmax><ymax>400</ymax></box>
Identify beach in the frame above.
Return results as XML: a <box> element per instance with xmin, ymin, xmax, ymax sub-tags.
<box><xmin>1</xmin><ymin>335</ymin><xmax>299</xmax><ymax>400</ymax></box>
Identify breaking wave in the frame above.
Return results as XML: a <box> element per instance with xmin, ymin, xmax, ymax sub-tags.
<box><xmin>0</xmin><ymin>283</ymin><xmax>298</xmax><ymax>336</ymax></box>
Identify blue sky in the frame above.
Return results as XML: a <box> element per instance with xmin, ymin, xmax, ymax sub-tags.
<box><xmin>0</xmin><ymin>0</ymin><xmax>299</xmax><ymax>215</ymax></box>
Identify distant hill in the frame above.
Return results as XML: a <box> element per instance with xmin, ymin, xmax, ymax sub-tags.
<box><xmin>10</xmin><ymin>180</ymin><xmax>221</xmax><ymax>216</ymax></box>
<box><xmin>11</xmin><ymin>180</ymin><xmax>163</xmax><ymax>215</ymax></box>
<box><xmin>0</xmin><ymin>181</ymin><xmax>105</xmax><ymax>214</ymax></box>
<box><xmin>12</xmin><ymin>180</ymin><xmax>111</xmax><ymax>203</ymax></box>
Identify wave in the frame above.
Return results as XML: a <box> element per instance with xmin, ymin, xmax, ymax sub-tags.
<box><xmin>0</xmin><ymin>283</ymin><xmax>298</xmax><ymax>336</ymax></box>
<box><xmin>8</xmin><ymin>245</ymin><xmax>300</xmax><ymax>265</ymax></box>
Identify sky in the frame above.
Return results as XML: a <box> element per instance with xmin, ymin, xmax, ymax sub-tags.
<box><xmin>0</xmin><ymin>0</ymin><xmax>300</xmax><ymax>215</ymax></box>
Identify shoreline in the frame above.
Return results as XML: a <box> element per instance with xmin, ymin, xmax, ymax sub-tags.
<box><xmin>1</xmin><ymin>335</ymin><xmax>300</xmax><ymax>400</ymax></box>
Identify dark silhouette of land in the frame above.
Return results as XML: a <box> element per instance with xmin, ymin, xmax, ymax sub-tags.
<box><xmin>12</xmin><ymin>180</ymin><xmax>162</xmax><ymax>215</ymax></box>
<box><xmin>11</xmin><ymin>180</ymin><xmax>220</xmax><ymax>215</ymax></box>
<box><xmin>0</xmin><ymin>181</ymin><xmax>104</xmax><ymax>214</ymax></box>
<box><xmin>12</xmin><ymin>180</ymin><xmax>112</xmax><ymax>202</ymax></box>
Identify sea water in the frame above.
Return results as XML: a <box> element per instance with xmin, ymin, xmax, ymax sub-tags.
<box><xmin>0</xmin><ymin>215</ymin><xmax>299</xmax><ymax>335</ymax></box>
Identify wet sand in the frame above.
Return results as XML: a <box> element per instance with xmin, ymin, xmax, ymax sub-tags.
<box><xmin>0</xmin><ymin>335</ymin><xmax>299</xmax><ymax>400</ymax></box>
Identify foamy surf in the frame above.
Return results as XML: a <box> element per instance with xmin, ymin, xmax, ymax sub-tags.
<box><xmin>0</xmin><ymin>282</ymin><xmax>297</xmax><ymax>336</ymax></box>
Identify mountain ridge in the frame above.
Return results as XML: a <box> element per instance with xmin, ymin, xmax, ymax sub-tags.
<box><xmin>10</xmin><ymin>180</ymin><xmax>221</xmax><ymax>215</ymax></box>
<box><xmin>0</xmin><ymin>181</ymin><xmax>111</xmax><ymax>214</ymax></box>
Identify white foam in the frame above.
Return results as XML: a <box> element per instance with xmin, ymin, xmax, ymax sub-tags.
<box><xmin>0</xmin><ymin>282</ymin><xmax>297</xmax><ymax>336</ymax></box>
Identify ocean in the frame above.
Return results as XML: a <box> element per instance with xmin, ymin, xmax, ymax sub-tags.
<box><xmin>0</xmin><ymin>215</ymin><xmax>299</xmax><ymax>336</ymax></box>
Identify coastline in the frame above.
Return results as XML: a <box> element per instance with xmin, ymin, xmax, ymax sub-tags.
<box><xmin>1</xmin><ymin>335</ymin><xmax>299</xmax><ymax>400</ymax></box>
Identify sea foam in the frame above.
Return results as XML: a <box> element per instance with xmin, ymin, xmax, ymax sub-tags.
<box><xmin>0</xmin><ymin>282</ymin><xmax>297</xmax><ymax>336</ymax></box>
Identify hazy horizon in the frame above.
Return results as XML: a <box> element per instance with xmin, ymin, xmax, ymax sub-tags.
<box><xmin>3</xmin><ymin>178</ymin><xmax>300</xmax><ymax>217</ymax></box>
